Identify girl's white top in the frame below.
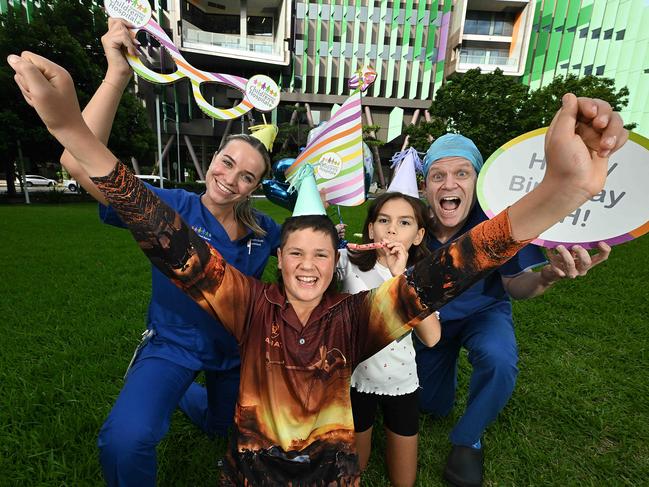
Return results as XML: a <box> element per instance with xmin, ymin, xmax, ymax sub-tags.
<box><xmin>338</xmin><ymin>249</ymin><xmax>419</xmax><ymax>396</ymax></box>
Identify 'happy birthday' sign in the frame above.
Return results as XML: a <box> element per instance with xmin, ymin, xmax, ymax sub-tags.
<box><xmin>477</xmin><ymin>129</ymin><xmax>649</xmax><ymax>249</ymax></box>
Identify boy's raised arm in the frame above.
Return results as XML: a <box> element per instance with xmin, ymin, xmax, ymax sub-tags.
<box><xmin>409</xmin><ymin>94</ymin><xmax>627</xmax><ymax>311</ymax></box>
<box><xmin>8</xmin><ymin>51</ymin><xmax>252</xmax><ymax>340</ymax></box>
<box><xmin>9</xmin><ymin>52</ymin><xmax>118</xmax><ymax>178</ymax></box>
<box><xmin>60</xmin><ymin>19</ymin><xmax>138</xmax><ymax>205</ymax></box>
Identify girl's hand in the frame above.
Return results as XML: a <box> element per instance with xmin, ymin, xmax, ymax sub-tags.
<box><xmin>102</xmin><ymin>18</ymin><xmax>139</xmax><ymax>88</ymax></box>
<box><xmin>9</xmin><ymin>52</ymin><xmax>84</xmax><ymax>136</ymax></box>
<box><xmin>381</xmin><ymin>241</ymin><xmax>408</xmax><ymax>276</ymax></box>
<box><xmin>335</xmin><ymin>223</ymin><xmax>347</xmax><ymax>240</ymax></box>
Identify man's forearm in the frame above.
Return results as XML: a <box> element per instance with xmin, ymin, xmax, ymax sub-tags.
<box><xmin>503</xmin><ymin>270</ymin><xmax>556</xmax><ymax>300</ymax></box>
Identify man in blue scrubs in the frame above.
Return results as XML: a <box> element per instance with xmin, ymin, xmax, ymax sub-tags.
<box><xmin>416</xmin><ymin>134</ymin><xmax>611</xmax><ymax>487</ymax></box>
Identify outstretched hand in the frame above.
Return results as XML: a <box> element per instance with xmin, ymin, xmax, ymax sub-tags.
<box><xmin>9</xmin><ymin>51</ymin><xmax>118</xmax><ymax>177</ymax></box>
<box><xmin>541</xmin><ymin>242</ymin><xmax>611</xmax><ymax>283</ymax></box>
<box><xmin>544</xmin><ymin>94</ymin><xmax>628</xmax><ymax>200</ymax></box>
<box><xmin>8</xmin><ymin>52</ymin><xmax>84</xmax><ymax>136</ymax></box>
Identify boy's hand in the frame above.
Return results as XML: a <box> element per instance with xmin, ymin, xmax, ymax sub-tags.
<box><xmin>544</xmin><ymin>94</ymin><xmax>628</xmax><ymax>200</ymax></box>
<box><xmin>8</xmin><ymin>52</ymin><xmax>84</xmax><ymax>136</ymax></box>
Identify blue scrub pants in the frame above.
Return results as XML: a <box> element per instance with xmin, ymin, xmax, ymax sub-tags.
<box><xmin>98</xmin><ymin>356</ymin><xmax>239</xmax><ymax>487</ymax></box>
<box><xmin>415</xmin><ymin>305</ymin><xmax>518</xmax><ymax>447</ymax></box>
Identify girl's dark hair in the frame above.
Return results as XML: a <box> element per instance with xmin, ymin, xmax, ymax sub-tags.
<box><xmin>218</xmin><ymin>134</ymin><xmax>273</xmax><ymax>238</ymax></box>
<box><xmin>348</xmin><ymin>192</ymin><xmax>430</xmax><ymax>272</ymax></box>
<box><xmin>276</xmin><ymin>215</ymin><xmax>340</xmax><ymax>294</ymax></box>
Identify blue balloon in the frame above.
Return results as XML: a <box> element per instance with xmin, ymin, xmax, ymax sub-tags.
<box><xmin>272</xmin><ymin>158</ymin><xmax>296</xmax><ymax>183</ymax></box>
<box><xmin>262</xmin><ymin>179</ymin><xmax>297</xmax><ymax>211</ymax></box>
<box><xmin>362</xmin><ymin>142</ymin><xmax>374</xmax><ymax>197</ymax></box>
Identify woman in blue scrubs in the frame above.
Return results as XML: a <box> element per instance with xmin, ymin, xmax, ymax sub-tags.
<box><xmin>60</xmin><ymin>19</ymin><xmax>281</xmax><ymax>487</ymax></box>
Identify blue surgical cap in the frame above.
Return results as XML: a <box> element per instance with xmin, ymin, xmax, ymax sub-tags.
<box><xmin>423</xmin><ymin>134</ymin><xmax>484</xmax><ymax>177</ymax></box>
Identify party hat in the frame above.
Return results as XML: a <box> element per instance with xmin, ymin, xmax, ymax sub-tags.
<box><xmin>249</xmin><ymin>124</ymin><xmax>279</xmax><ymax>152</ymax></box>
<box><xmin>284</xmin><ymin>91</ymin><xmax>365</xmax><ymax>206</ymax></box>
<box><xmin>387</xmin><ymin>147</ymin><xmax>422</xmax><ymax>198</ymax></box>
<box><xmin>287</xmin><ymin>164</ymin><xmax>326</xmax><ymax>216</ymax></box>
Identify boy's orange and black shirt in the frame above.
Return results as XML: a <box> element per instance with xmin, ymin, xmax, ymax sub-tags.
<box><xmin>93</xmin><ymin>162</ymin><xmax>527</xmax><ymax>485</ymax></box>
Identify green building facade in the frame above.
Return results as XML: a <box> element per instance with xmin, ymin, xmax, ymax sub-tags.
<box><xmin>522</xmin><ymin>0</ymin><xmax>649</xmax><ymax>136</ymax></box>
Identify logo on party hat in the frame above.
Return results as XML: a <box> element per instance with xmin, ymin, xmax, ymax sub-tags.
<box><xmin>387</xmin><ymin>148</ymin><xmax>422</xmax><ymax>199</ymax></box>
<box><xmin>286</xmin><ymin>164</ymin><xmax>326</xmax><ymax>216</ymax></box>
<box><xmin>317</xmin><ymin>152</ymin><xmax>343</xmax><ymax>179</ymax></box>
<box><xmin>249</xmin><ymin>124</ymin><xmax>279</xmax><ymax>152</ymax></box>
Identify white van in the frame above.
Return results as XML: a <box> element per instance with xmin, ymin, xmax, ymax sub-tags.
<box><xmin>135</xmin><ymin>174</ymin><xmax>170</xmax><ymax>186</ymax></box>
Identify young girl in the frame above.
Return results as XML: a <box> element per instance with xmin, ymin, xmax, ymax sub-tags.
<box><xmin>339</xmin><ymin>192</ymin><xmax>440</xmax><ymax>486</ymax></box>
<box><xmin>9</xmin><ymin>50</ymin><xmax>625</xmax><ymax>485</ymax></box>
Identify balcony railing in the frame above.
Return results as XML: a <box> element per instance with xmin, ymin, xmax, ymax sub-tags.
<box><xmin>459</xmin><ymin>51</ymin><xmax>517</xmax><ymax>67</ymax></box>
<box><xmin>182</xmin><ymin>21</ymin><xmax>279</xmax><ymax>57</ymax></box>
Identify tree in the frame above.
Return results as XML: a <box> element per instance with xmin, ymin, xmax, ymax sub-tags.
<box><xmin>0</xmin><ymin>0</ymin><xmax>154</xmax><ymax>195</ymax></box>
<box><xmin>522</xmin><ymin>74</ymin><xmax>636</xmax><ymax>130</ymax></box>
<box><xmin>402</xmin><ymin>118</ymin><xmax>446</xmax><ymax>153</ymax></box>
<box><xmin>401</xmin><ymin>68</ymin><xmax>634</xmax><ymax>160</ymax></box>
<box><xmin>430</xmin><ymin>68</ymin><xmax>530</xmax><ymax>159</ymax></box>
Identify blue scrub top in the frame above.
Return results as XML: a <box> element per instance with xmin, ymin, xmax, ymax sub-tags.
<box><xmin>425</xmin><ymin>205</ymin><xmax>546</xmax><ymax>323</ymax></box>
<box><xmin>100</xmin><ymin>185</ymin><xmax>281</xmax><ymax>371</ymax></box>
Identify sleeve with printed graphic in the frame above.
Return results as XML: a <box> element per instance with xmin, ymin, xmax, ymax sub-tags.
<box><xmin>91</xmin><ymin>161</ymin><xmax>252</xmax><ymax>343</ymax></box>
<box><xmin>354</xmin><ymin>210</ymin><xmax>530</xmax><ymax>362</ymax></box>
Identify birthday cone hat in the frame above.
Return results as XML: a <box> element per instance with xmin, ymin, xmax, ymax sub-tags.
<box><xmin>387</xmin><ymin>147</ymin><xmax>422</xmax><ymax>198</ymax></box>
<box><xmin>287</xmin><ymin>164</ymin><xmax>326</xmax><ymax>216</ymax></box>
<box><xmin>249</xmin><ymin>124</ymin><xmax>279</xmax><ymax>152</ymax></box>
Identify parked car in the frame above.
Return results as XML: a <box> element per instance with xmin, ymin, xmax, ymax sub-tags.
<box><xmin>135</xmin><ymin>174</ymin><xmax>170</xmax><ymax>186</ymax></box>
<box><xmin>63</xmin><ymin>179</ymin><xmax>79</xmax><ymax>192</ymax></box>
<box><xmin>20</xmin><ymin>175</ymin><xmax>58</xmax><ymax>187</ymax></box>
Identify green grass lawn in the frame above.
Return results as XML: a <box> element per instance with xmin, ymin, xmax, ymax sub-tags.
<box><xmin>1</xmin><ymin>202</ymin><xmax>648</xmax><ymax>486</ymax></box>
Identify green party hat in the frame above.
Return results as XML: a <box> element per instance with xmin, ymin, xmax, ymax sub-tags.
<box><xmin>286</xmin><ymin>164</ymin><xmax>326</xmax><ymax>216</ymax></box>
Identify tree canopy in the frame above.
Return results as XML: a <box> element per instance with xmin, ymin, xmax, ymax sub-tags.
<box><xmin>404</xmin><ymin>68</ymin><xmax>635</xmax><ymax>160</ymax></box>
<box><xmin>0</xmin><ymin>0</ymin><xmax>154</xmax><ymax>194</ymax></box>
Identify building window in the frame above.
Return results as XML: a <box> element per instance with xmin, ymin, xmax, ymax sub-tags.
<box><xmin>464</xmin><ymin>10</ymin><xmax>514</xmax><ymax>36</ymax></box>
<box><xmin>591</xmin><ymin>28</ymin><xmax>600</xmax><ymax>39</ymax></box>
<box><xmin>616</xmin><ymin>29</ymin><xmax>626</xmax><ymax>40</ymax></box>
<box><xmin>579</xmin><ymin>27</ymin><xmax>588</xmax><ymax>38</ymax></box>
<box><xmin>181</xmin><ymin>2</ymin><xmax>240</xmax><ymax>35</ymax></box>
<box><xmin>584</xmin><ymin>65</ymin><xmax>593</xmax><ymax>75</ymax></box>
<box><xmin>596</xmin><ymin>65</ymin><xmax>605</xmax><ymax>75</ymax></box>
<box><xmin>604</xmin><ymin>29</ymin><xmax>613</xmax><ymax>40</ymax></box>
<box><xmin>459</xmin><ymin>47</ymin><xmax>511</xmax><ymax>66</ymax></box>
<box><xmin>248</xmin><ymin>16</ymin><xmax>273</xmax><ymax>37</ymax></box>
